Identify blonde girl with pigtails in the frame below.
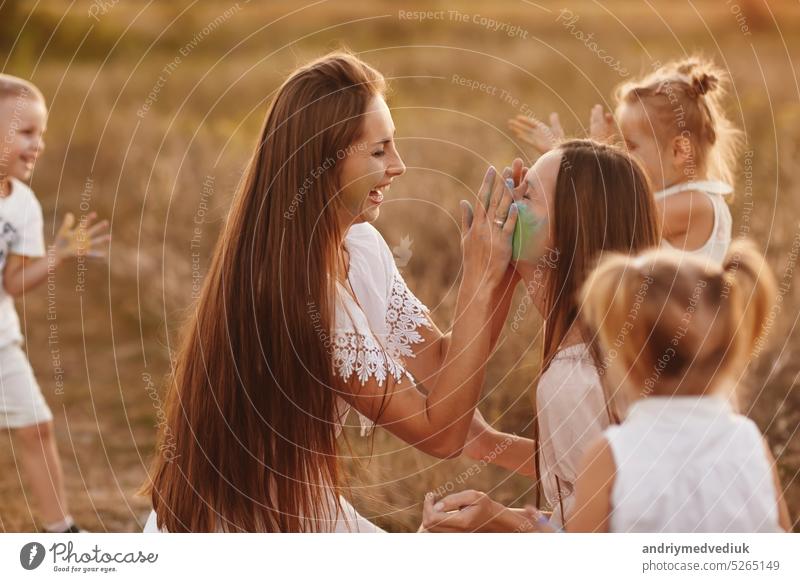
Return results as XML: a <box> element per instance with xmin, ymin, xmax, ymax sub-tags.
<box><xmin>540</xmin><ymin>239</ymin><xmax>791</xmax><ymax>532</ymax></box>
<box><xmin>510</xmin><ymin>57</ymin><xmax>743</xmax><ymax>266</ymax></box>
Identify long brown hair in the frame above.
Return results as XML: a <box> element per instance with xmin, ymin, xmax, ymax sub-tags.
<box><xmin>144</xmin><ymin>52</ymin><xmax>386</xmax><ymax>532</ymax></box>
<box><xmin>532</xmin><ymin>139</ymin><xmax>661</xmax><ymax>514</ymax></box>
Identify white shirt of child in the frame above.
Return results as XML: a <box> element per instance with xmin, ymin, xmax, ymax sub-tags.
<box><xmin>605</xmin><ymin>395</ymin><xmax>782</xmax><ymax>532</ymax></box>
<box><xmin>0</xmin><ymin>178</ymin><xmax>45</xmax><ymax>349</ymax></box>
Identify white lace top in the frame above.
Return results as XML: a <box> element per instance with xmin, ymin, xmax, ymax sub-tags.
<box><xmin>333</xmin><ymin>223</ymin><xmax>432</xmax><ymax>435</ymax></box>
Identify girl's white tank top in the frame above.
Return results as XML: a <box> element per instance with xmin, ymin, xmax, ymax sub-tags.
<box><xmin>656</xmin><ymin>180</ymin><xmax>733</xmax><ymax>265</ymax></box>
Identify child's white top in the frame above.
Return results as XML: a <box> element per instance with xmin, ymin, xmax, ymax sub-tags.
<box><xmin>655</xmin><ymin>180</ymin><xmax>732</xmax><ymax>266</ymax></box>
<box><xmin>145</xmin><ymin>222</ymin><xmax>428</xmax><ymax>532</ymax></box>
<box><xmin>605</xmin><ymin>395</ymin><xmax>781</xmax><ymax>532</ymax></box>
<box><xmin>0</xmin><ymin>178</ymin><xmax>45</xmax><ymax>349</ymax></box>
<box><xmin>537</xmin><ymin>343</ymin><xmax>610</xmax><ymax>527</ymax></box>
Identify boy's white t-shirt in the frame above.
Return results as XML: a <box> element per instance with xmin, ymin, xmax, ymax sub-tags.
<box><xmin>0</xmin><ymin>178</ymin><xmax>46</xmax><ymax>348</ymax></box>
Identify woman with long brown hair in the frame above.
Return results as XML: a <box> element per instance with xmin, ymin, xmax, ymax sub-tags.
<box><xmin>421</xmin><ymin>139</ymin><xmax>661</xmax><ymax>532</ymax></box>
<box><xmin>142</xmin><ymin>51</ymin><xmax>520</xmax><ymax>532</ymax></box>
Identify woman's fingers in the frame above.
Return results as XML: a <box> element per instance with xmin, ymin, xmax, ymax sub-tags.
<box><xmin>488</xmin><ymin>169</ymin><xmax>514</xmax><ymax>223</ymax></box>
<box><xmin>459</xmin><ymin>200</ymin><xmax>474</xmax><ymax>233</ymax></box>
<box><xmin>503</xmin><ymin>202</ymin><xmax>519</xmax><ymax>236</ymax></box>
<box><xmin>433</xmin><ymin>490</ymin><xmax>485</xmax><ymax>513</ymax></box>
<box><xmin>495</xmin><ymin>175</ymin><xmax>515</xmax><ymax>222</ymax></box>
<box><xmin>479</xmin><ymin>166</ymin><xmax>496</xmax><ymax>213</ymax></box>
<box><xmin>511</xmin><ymin>157</ymin><xmax>524</xmax><ymax>187</ymax></box>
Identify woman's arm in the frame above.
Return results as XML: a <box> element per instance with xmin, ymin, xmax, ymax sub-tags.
<box><xmin>463</xmin><ymin>409</ymin><xmax>535</xmax><ymax>478</ymax></box>
<box><xmin>340</xmin><ymin>167</ymin><xmax>518</xmax><ymax>459</ymax></box>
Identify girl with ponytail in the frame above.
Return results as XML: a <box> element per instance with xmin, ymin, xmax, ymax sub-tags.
<box><xmin>510</xmin><ymin>56</ymin><xmax>743</xmax><ymax>266</ymax></box>
<box><xmin>555</xmin><ymin>239</ymin><xmax>791</xmax><ymax>532</ymax></box>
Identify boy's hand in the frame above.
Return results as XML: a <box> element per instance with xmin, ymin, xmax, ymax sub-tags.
<box><xmin>53</xmin><ymin>212</ymin><xmax>110</xmax><ymax>261</ymax></box>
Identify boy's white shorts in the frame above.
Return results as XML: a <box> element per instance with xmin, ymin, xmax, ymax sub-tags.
<box><xmin>0</xmin><ymin>343</ymin><xmax>53</xmax><ymax>429</ymax></box>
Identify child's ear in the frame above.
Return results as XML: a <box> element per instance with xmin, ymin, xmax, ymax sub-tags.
<box><xmin>671</xmin><ymin>135</ymin><xmax>693</xmax><ymax>169</ymax></box>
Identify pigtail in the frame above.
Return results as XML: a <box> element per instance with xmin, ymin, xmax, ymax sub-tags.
<box><xmin>721</xmin><ymin>239</ymin><xmax>777</xmax><ymax>360</ymax></box>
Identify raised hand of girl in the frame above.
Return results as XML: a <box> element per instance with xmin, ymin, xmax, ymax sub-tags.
<box><xmin>508</xmin><ymin>113</ymin><xmax>564</xmax><ymax>155</ymax></box>
<box><xmin>589</xmin><ymin>104</ymin><xmax>615</xmax><ymax>143</ymax></box>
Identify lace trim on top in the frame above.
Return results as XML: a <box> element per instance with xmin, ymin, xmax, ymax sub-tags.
<box><xmin>385</xmin><ymin>274</ymin><xmax>432</xmax><ymax>361</ymax></box>
<box><xmin>333</xmin><ymin>331</ymin><xmax>405</xmax><ymax>387</ymax></box>
<box><xmin>333</xmin><ymin>272</ymin><xmax>431</xmax><ymax>435</ymax></box>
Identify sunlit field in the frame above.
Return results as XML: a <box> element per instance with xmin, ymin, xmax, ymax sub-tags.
<box><xmin>0</xmin><ymin>0</ymin><xmax>797</xmax><ymax>532</ymax></box>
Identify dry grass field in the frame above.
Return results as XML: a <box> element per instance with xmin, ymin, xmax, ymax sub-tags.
<box><xmin>0</xmin><ymin>0</ymin><xmax>797</xmax><ymax>532</ymax></box>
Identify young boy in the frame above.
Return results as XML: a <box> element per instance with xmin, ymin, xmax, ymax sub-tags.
<box><xmin>0</xmin><ymin>74</ymin><xmax>109</xmax><ymax>532</ymax></box>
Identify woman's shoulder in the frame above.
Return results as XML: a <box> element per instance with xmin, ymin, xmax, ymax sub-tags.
<box><xmin>346</xmin><ymin>222</ymin><xmax>391</xmax><ymax>255</ymax></box>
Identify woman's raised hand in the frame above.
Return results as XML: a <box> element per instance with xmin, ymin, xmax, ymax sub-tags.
<box><xmin>460</xmin><ymin>166</ymin><xmax>518</xmax><ymax>293</ymax></box>
<box><xmin>508</xmin><ymin>113</ymin><xmax>564</xmax><ymax>155</ymax></box>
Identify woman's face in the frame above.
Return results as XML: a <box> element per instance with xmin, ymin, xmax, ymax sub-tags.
<box><xmin>336</xmin><ymin>95</ymin><xmax>405</xmax><ymax>227</ymax></box>
<box><xmin>514</xmin><ymin>148</ymin><xmax>561</xmax><ymax>264</ymax></box>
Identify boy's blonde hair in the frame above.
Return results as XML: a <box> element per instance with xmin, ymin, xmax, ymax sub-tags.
<box><xmin>0</xmin><ymin>74</ymin><xmax>44</xmax><ymax>104</ymax></box>
<box><xmin>615</xmin><ymin>57</ymin><xmax>743</xmax><ymax>185</ymax></box>
<box><xmin>580</xmin><ymin>239</ymin><xmax>775</xmax><ymax>397</ymax></box>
